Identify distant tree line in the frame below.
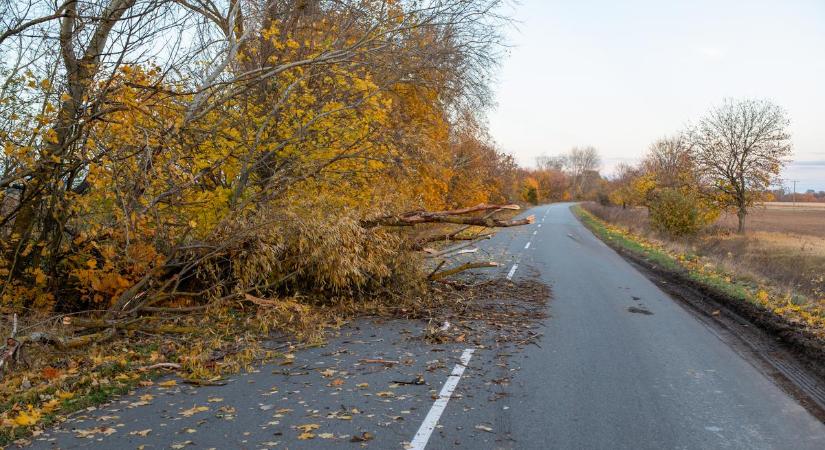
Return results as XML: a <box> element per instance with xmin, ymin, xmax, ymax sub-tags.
<box><xmin>768</xmin><ymin>189</ymin><xmax>825</xmax><ymax>203</ymax></box>
<box><xmin>521</xmin><ymin>145</ymin><xmax>605</xmax><ymax>204</ymax></box>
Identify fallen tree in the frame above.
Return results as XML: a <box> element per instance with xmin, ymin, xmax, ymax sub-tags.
<box><xmin>0</xmin><ymin>202</ymin><xmax>532</xmax><ymax>378</ymax></box>
<box><xmin>363</xmin><ymin>203</ymin><xmax>531</xmax><ymax>227</ymax></box>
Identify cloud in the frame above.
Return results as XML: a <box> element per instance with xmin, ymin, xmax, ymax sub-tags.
<box><xmin>694</xmin><ymin>46</ymin><xmax>726</xmax><ymax>60</ymax></box>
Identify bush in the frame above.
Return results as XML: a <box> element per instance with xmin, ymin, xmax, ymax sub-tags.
<box><xmin>597</xmin><ymin>191</ymin><xmax>612</xmax><ymax>206</ymax></box>
<box><xmin>648</xmin><ymin>188</ymin><xmax>717</xmax><ymax>236</ymax></box>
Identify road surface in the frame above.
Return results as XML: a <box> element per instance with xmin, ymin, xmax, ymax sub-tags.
<box><xmin>31</xmin><ymin>203</ymin><xmax>825</xmax><ymax>449</ymax></box>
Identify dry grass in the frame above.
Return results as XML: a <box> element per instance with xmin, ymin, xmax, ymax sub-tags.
<box><xmin>715</xmin><ymin>206</ymin><xmax>825</xmax><ymax>237</ymax></box>
<box><xmin>582</xmin><ymin>202</ymin><xmax>825</xmax><ymax>300</ymax></box>
<box><xmin>762</xmin><ymin>201</ymin><xmax>825</xmax><ymax>210</ymax></box>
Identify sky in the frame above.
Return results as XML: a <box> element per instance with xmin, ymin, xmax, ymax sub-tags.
<box><xmin>487</xmin><ymin>0</ymin><xmax>825</xmax><ymax>192</ymax></box>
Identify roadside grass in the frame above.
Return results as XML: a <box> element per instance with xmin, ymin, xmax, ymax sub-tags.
<box><xmin>572</xmin><ymin>204</ymin><xmax>825</xmax><ymax>339</ymax></box>
<box><xmin>0</xmin><ymin>357</ymin><xmax>154</xmax><ymax>446</ymax></box>
<box><xmin>582</xmin><ymin>203</ymin><xmax>825</xmax><ymax>301</ymax></box>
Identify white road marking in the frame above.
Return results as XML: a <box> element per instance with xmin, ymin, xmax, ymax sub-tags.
<box><xmin>524</xmin><ymin>242</ymin><xmax>531</xmax><ymax>249</ymax></box>
<box><xmin>537</xmin><ymin>224</ymin><xmax>542</xmax><ymax>228</ymax></box>
<box><xmin>533</xmin><ymin>230</ymin><xmax>538</xmax><ymax>236</ymax></box>
<box><xmin>409</xmin><ymin>349</ymin><xmax>475</xmax><ymax>450</ymax></box>
<box><xmin>506</xmin><ymin>264</ymin><xmax>518</xmax><ymax>280</ymax></box>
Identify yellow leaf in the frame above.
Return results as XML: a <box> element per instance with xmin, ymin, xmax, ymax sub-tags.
<box><xmin>179</xmin><ymin>405</ymin><xmax>209</xmax><ymax>417</ymax></box>
<box><xmin>158</xmin><ymin>380</ymin><xmax>177</xmax><ymax>387</ymax></box>
<box><xmin>13</xmin><ymin>405</ymin><xmax>41</xmax><ymax>426</ymax></box>
<box><xmin>296</xmin><ymin>423</ymin><xmax>319</xmax><ymax>432</ymax></box>
<box><xmin>41</xmin><ymin>399</ymin><xmax>61</xmax><ymax>413</ymax></box>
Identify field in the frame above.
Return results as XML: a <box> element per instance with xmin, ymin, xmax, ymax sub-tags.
<box><xmin>715</xmin><ymin>203</ymin><xmax>825</xmax><ymax>237</ymax></box>
<box><xmin>582</xmin><ymin>203</ymin><xmax>825</xmax><ymax>300</ymax></box>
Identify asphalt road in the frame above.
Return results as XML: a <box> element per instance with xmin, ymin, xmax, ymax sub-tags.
<box><xmin>30</xmin><ymin>203</ymin><xmax>825</xmax><ymax>449</ymax></box>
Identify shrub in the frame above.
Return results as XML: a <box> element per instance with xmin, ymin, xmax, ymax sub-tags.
<box><xmin>597</xmin><ymin>191</ymin><xmax>612</xmax><ymax>206</ymax></box>
<box><xmin>648</xmin><ymin>188</ymin><xmax>717</xmax><ymax>236</ymax></box>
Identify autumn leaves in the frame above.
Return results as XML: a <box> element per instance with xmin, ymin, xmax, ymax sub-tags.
<box><xmin>0</xmin><ymin>1</ymin><xmax>516</xmax><ymax>315</ymax></box>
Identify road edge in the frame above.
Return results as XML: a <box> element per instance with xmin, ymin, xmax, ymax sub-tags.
<box><xmin>571</xmin><ymin>204</ymin><xmax>825</xmax><ymax>423</ymax></box>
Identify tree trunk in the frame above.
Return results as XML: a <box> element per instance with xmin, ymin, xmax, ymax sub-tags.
<box><xmin>737</xmin><ymin>207</ymin><xmax>746</xmax><ymax>234</ymax></box>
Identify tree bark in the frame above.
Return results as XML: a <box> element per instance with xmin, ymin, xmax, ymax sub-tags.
<box><xmin>737</xmin><ymin>207</ymin><xmax>746</xmax><ymax>234</ymax></box>
<box><xmin>362</xmin><ymin>203</ymin><xmax>524</xmax><ymax>228</ymax></box>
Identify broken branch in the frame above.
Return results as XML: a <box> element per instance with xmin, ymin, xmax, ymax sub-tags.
<box><xmin>370</xmin><ymin>214</ymin><xmax>534</xmax><ymax>228</ymax></box>
<box><xmin>428</xmin><ymin>261</ymin><xmax>499</xmax><ymax>281</ymax></box>
<box><xmin>362</xmin><ymin>203</ymin><xmax>528</xmax><ymax>228</ymax></box>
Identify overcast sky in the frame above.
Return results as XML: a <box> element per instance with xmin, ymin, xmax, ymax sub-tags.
<box><xmin>488</xmin><ymin>0</ymin><xmax>825</xmax><ymax>191</ymax></box>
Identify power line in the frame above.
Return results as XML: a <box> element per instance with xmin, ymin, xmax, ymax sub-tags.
<box><xmin>789</xmin><ymin>180</ymin><xmax>800</xmax><ymax>207</ymax></box>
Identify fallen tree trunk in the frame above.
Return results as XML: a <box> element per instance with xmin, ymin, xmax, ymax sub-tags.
<box><xmin>428</xmin><ymin>261</ymin><xmax>499</xmax><ymax>281</ymax></box>
<box><xmin>68</xmin><ymin>317</ymin><xmax>199</xmax><ymax>334</ymax></box>
<box><xmin>404</xmin><ymin>203</ymin><xmax>520</xmax><ymax>217</ymax></box>
<box><xmin>362</xmin><ymin>203</ymin><xmax>530</xmax><ymax>228</ymax></box>
<box><xmin>417</xmin><ymin>231</ymin><xmax>493</xmax><ymax>246</ymax></box>
<box><xmin>371</xmin><ymin>214</ymin><xmax>534</xmax><ymax>228</ymax></box>
<box><xmin>18</xmin><ymin>328</ymin><xmax>117</xmax><ymax>351</ymax></box>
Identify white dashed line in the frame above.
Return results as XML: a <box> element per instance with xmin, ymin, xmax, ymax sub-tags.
<box><xmin>506</xmin><ymin>264</ymin><xmax>518</xmax><ymax>280</ymax></box>
<box><xmin>533</xmin><ymin>230</ymin><xmax>538</xmax><ymax>236</ymax></box>
<box><xmin>537</xmin><ymin>224</ymin><xmax>542</xmax><ymax>228</ymax></box>
<box><xmin>408</xmin><ymin>349</ymin><xmax>475</xmax><ymax>450</ymax></box>
<box><xmin>524</xmin><ymin>242</ymin><xmax>531</xmax><ymax>249</ymax></box>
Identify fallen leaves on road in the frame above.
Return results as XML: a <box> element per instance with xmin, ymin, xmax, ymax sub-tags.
<box><xmin>350</xmin><ymin>431</ymin><xmax>374</xmax><ymax>442</ymax></box>
<box><xmin>75</xmin><ymin>426</ymin><xmax>117</xmax><ymax>438</ymax></box>
<box><xmin>179</xmin><ymin>405</ymin><xmax>209</xmax><ymax>417</ymax></box>
<box><xmin>296</xmin><ymin>423</ymin><xmax>320</xmax><ymax>432</ymax></box>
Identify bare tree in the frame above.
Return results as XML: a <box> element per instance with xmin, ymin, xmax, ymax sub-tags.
<box><xmin>535</xmin><ymin>154</ymin><xmax>565</xmax><ymax>171</ymax></box>
<box><xmin>641</xmin><ymin>135</ymin><xmax>695</xmax><ymax>190</ymax></box>
<box><xmin>565</xmin><ymin>145</ymin><xmax>600</xmax><ymax>198</ymax></box>
<box><xmin>688</xmin><ymin>98</ymin><xmax>792</xmax><ymax>233</ymax></box>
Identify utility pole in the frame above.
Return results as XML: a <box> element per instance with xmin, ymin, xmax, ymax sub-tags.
<box><xmin>790</xmin><ymin>180</ymin><xmax>799</xmax><ymax>208</ymax></box>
